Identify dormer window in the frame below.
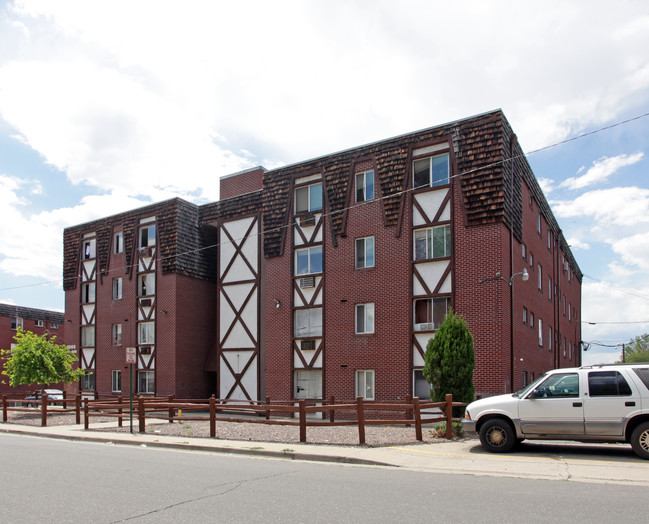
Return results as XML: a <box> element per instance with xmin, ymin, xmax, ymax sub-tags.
<box><xmin>295</xmin><ymin>182</ymin><xmax>322</xmax><ymax>214</ymax></box>
<box><xmin>413</xmin><ymin>153</ymin><xmax>449</xmax><ymax>188</ymax></box>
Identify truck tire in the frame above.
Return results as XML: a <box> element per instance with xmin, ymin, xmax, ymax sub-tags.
<box><xmin>479</xmin><ymin>418</ymin><xmax>516</xmax><ymax>453</ymax></box>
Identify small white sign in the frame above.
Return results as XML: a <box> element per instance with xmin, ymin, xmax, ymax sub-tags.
<box><xmin>126</xmin><ymin>347</ymin><xmax>137</xmax><ymax>364</ymax></box>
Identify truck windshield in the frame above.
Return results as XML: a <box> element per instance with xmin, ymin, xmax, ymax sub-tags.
<box><xmin>513</xmin><ymin>373</ymin><xmax>547</xmax><ymax>397</ymax></box>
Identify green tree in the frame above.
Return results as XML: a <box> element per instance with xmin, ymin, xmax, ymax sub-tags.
<box><xmin>619</xmin><ymin>334</ymin><xmax>649</xmax><ymax>363</ymax></box>
<box><xmin>422</xmin><ymin>309</ymin><xmax>475</xmax><ymax>416</ymax></box>
<box><xmin>1</xmin><ymin>328</ymin><xmax>84</xmax><ymax>387</ymax></box>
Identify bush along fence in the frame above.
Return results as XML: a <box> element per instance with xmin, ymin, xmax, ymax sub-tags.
<box><xmin>2</xmin><ymin>393</ymin><xmax>466</xmax><ymax>445</ymax></box>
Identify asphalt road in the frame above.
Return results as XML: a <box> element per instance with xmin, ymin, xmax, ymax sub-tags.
<box><xmin>1</xmin><ymin>433</ymin><xmax>647</xmax><ymax>523</ymax></box>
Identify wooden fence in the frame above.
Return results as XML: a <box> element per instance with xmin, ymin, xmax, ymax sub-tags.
<box><xmin>2</xmin><ymin>393</ymin><xmax>466</xmax><ymax>445</ymax></box>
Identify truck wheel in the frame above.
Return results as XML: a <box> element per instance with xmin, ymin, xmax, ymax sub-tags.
<box><xmin>630</xmin><ymin>422</ymin><xmax>649</xmax><ymax>460</ymax></box>
<box><xmin>479</xmin><ymin>418</ymin><xmax>516</xmax><ymax>453</ymax></box>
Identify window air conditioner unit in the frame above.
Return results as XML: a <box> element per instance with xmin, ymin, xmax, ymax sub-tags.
<box><xmin>140</xmin><ymin>346</ymin><xmax>152</xmax><ymax>355</ymax></box>
<box><xmin>299</xmin><ymin>214</ymin><xmax>316</xmax><ymax>227</ymax></box>
<box><xmin>140</xmin><ymin>298</ymin><xmax>152</xmax><ymax>308</ymax></box>
<box><xmin>416</xmin><ymin>322</ymin><xmax>434</xmax><ymax>331</ymax></box>
<box><xmin>301</xmin><ymin>339</ymin><xmax>316</xmax><ymax>351</ymax></box>
<box><xmin>299</xmin><ymin>276</ymin><xmax>315</xmax><ymax>288</ymax></box>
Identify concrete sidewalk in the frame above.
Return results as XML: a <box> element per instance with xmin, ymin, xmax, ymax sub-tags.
<box><xmin>2</xmin><ymin>421</ymin><xmax>648</xmax><ymax>486</ymax></box>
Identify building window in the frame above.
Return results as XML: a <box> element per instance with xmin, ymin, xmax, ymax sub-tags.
<box><xmin>548</xmin><ymin>277</ymin><xmax>552</xmax><ymax>300</ymax></box>
<box><xmin>295</xmin><ymin>246</ymin><xmax>323</xmax><ymax>275</ymax></box>
<box><xmin>114</xmin><ymin>232</ymin><xmax>123</xmax><ymax>254</ymax></box>
<box><xmin>138</xmin><ymin>321</ymin><xmax>155</xmax><ymax>344</ymax></box>
<box><xmin>112</xmin><ymin>370</ymin><xmax>122</xmax><ymax>392</ymax></box>
<box><xmin>549</xmin><ymin>327</ymin><xmax>553</xmax><ymax>350</ymax></box>
<box><xmin>294</xmin><ymin>369</ymin><xmax>322</xmax><ymax>399</ymax></box>
<box><xmin>355</xmin><ymin>303</ymin><xmax>375</xmax><ymax>334</ymax></box>
<box><xmin>523</xmin><ymin>371</ymin><xmax>528</xmax><ymax>387</ymax></box>
<box><xmin>82</xmin><ymin>282</ymin><xmax>96</xmax><ymax>304</ymax></box>
<box><xmin>538</xmin><ymin>264</ymin><xmax>542</xmax><ymax>291</ymax></box>
<box><xmin>81</xmin><ymin>326</ymin><xmax>95</xmax><ymax>347</ymax></box>
<box><xmin>537</xmin><ymin>212</ymin><xmax>542</xmax><ymax>235</ymax></box>
<box><xmin>356</xmin><ymin>370</ymin><xmax>375</xmax><ymax>400</ymax></box>
<box><xmin>138</xmin><ymin>273</ymin><xmax>156</xmax><ymax>296</ymax></box>
<box><xmin>295</xmin><ymin>182</ymin><xmax>323</xmax><ymax>214</ymax></box>
<box><xmin>11</xmin><ymin>317</ymin><xmax>23</xmax><ymax>330</ymax></box>
<box><xmin>529</xmin><ymin>252</ymin><xmax>534</xmax><ymax>268</ymax></box>
<box><xmin>80</xmin><ymin>370</ymin><xmax>95</xmax><ymax>391</ymax></box>
<box><xmin>34</xmin><ymin>319</ymin><xmax>44</xmax><ymax>328</ymax></box>
<box><xmin>569</xmin><ymin>341</ymin><xmax>573</xmax><ymax>360</ymax></box>
<box><xmin>356</xmin><ymin>170</ymin><xmax>374</xmax><ymax>202</ymax></box>
<box><xmin>413</xmin><ymin>370</ymin><xmax>431</xmax><ymax>401</ymax></box>
<box><xmin>294</xmin><ymin>308</ymin><xmax>323</xmax><ymax>337</ymax></box>
<box><xmin>112</xmin><ymin>324</ymin><xmax>122</xmax><ymax>346</ymax></box>
<box><xmin>523</xmin><ymin>307</ymin><xmax>528</xmax><ymax>324</ymax></box>
<box><xmin>83</xmin><ymin>238</ymin><xmax>96</xmax><ymax>260</ymax></box>
<box><xmin>355</xmin><ymin>237</ymin><xmax>375</xmax><ymax>269</ymax></box>
<box><xmin>414</xmin><ymin>297</ymin><xmax>449</xmax><ymax>331</ymax></box>
<box><xmin>530</xmin><ymin>312</ymin><xmax>534</xmax><ymax>328</ymax></box>
<box><xmin>568</xmin><ymin>303</ymin><xmax>572</xmax><ymax>321</ymax></box>
<box><xmin>547</xmin><ymin>230</ymin><xmax>552</xmax><ymax>250</ymax></box>
<box><xmin>538</xmin><ymin>318</ymin><xmax>543</xmax><ymax>346</ymax></box>
<box><xmin>414</xmin><ymin>225</ymin><xmax>451</xmax><ymax>260</ymax></box>
<box><xmin>49</xmin><ymin>321</ymin><xmax>59</xmax><ymax>329</ymax></box>
<box><xmin>139</xmin><ymin>224</ymin><xmax>156</xmax><ymax>248</ymax></box>
<box><xmin>413</xmin><ymin>153</ymin><xmax>449</xmax><ymax>188</ymax></box>
<box><xmin>522</xmin><ymin>243</ymin><xmax>526</xmax><ymax>260</ymax></box>
<box><xmin>138</xmin><ymin>371</ymin><xmax>155</xmax><ymax>394</ymax></box>
<box><xmin>112</xmin><ymin>277</ymin><xmax>123</xmax><ymax>300</ymax></box>
<box><xmin>563</xmin><ymin>336</ymin><xmax>567</xmax><ymax>357</ymax></box>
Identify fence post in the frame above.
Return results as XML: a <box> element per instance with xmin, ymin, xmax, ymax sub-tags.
<box><xmin>445</xmin><ymin>394</ymin><xmax>453</xmax><ymax>439</ymax></box>
<box><xmin>265</xmin><ymin>396</ymin><xmax>270</xmax><ymax>420</ymax></box>
<box><xmin>210</xmin><ymin>395</ymin><xmax>216</xmax><ymax>438</ymax></box>
<box><xmin>2</xmin><ymin>395</ymin><xmax>7</xmax><ymax>422</ymax></box>
<box><xmin>413</xmin><ymin>397</ymin><xmax>423</xmax><ymax>441</ymax></box>
<box><xmin>329</xmin><ymin>395</ymin><xmax>335</xmax><ymax>423</ymax></box>
<box><xmin>118</xmin><ymin>396</ymin><xmax>123</xmax><ymax>427</ymax></box>
<box><xmin>405</xmin><ymin>394</ymin><xmax>412</xmax><ymax>427</ymax></box>
<box><xmin>84</xmin><ymin>399</ymin><xmax>89</xmax><ymax>430</ymax></box>
<box><xmin>138</xmin><ymin>396</ymin><xmax>145</xmax><ymax>433</ymax></box>
<box><xmin>168</xmin><ymin>395</ymin><xmax>174</xmax><ymax>423</ymax></box>
<box><xmin>299</xmin><ymin>400</ymin><xmax>307</xmax><ymax>443</ymax></box>
<box><xmin>76</xmin><ymin>395</ymin><xmax>81</xmax><ymax>425</ymax></box>
<box><xmin>41</xmin><ymin>393</ymin><xmax>48</xmax><ymax>427</ymax></box>
<box><xmin>62</xmin><ymin>391</ymin><xmax>67</xmax><ymax>410</ymax></box>
<box><xmin>356</xmin><ymin>397</ymin><xmax>366</xmax><ymax>445</ymax></box>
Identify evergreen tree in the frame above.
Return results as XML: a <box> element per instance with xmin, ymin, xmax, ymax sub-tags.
<box><xmin>422</xmin><ymin>309</ymin><xmax>475</xmax><ymax>416</ymax></box>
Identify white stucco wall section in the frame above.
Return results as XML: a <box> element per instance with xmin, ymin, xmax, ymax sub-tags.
<box><xmin>413</xmin><ymin>189</ymin><xmax>448</xmax><ymax>226</ymax></box>
<box><xmin>413</xmin><ymin>260</ymin><xmax>449</xmax><ymax>296</ymax></box>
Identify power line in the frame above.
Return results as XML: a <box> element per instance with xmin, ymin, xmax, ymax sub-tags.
<box><xmin>2</xmin><ymin>109</ymin><xmax>649</xmax><ymax>293</ymax></box>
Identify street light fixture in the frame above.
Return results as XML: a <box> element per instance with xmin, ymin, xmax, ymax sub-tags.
<box><xmin>478</xmin><ymin>268</ymin><xmax>529</xmax><ymax>286</ymax></box>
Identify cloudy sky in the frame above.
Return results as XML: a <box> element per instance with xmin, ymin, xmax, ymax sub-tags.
<box><xmin>1</xmin><ymin>0</ymin><xmax>648</xmax><ymax>364</ymax></box>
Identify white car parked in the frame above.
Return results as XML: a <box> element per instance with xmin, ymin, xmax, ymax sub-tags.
<box><xmin>462</xmin><ymin>363</ymin><xmax>649</xmax><ymax>459</ymax></box>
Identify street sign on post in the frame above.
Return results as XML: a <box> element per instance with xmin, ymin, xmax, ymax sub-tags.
<box><xmin>126</xmin><ymin>347</ymin><xmax>137</xmax><ymax>364</ymax></box>
<box><xmin>126</xmin><ymin>347</ymin><xmax>136</xmax><ymax>433</ymax></box>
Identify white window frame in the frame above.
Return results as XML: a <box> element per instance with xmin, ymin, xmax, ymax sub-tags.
<box><xmin>138</xmin><ymin>273</ymin><xmax>156</xmax><ymax>296</ymax></box>
<box><xmin>355</xmin><ymin>170</ymin><xmax>374</xmax><ymax>202</ymax></box>
<box><xmin>112</xmin><ymin>370</ymin><xmax>122</xmax><ymax>392</ymax></box>
<box><xmin>138</xmin><ymin>370</ymin><xmax>155</xmax><ymax>394</ymax></box>
<box><xmin>34</xmin><ymin>319</ymin><xmax>44</xmax><ymax>328</ymax></box>
<box><xmin>11</xmin><ymin>317</ymin><xmax>23</xmax><ymax>330</ymax></box>
<box><xmin>138</xmin><ymin>321</ymin><xmax>155</xmax><ymax>345</ymax></box>
<box><xmin>295</xmin><ymin>182</ymin><xmax>323</xmax><ymax>214</ymax></box>
<box><xmin>112</xmin><ymin>324</ymin><xmax>122</xmax><ymax>346</ymax></box>
<box><xmin>49</xmin><ymin>321</ymin><xmax>59</xmax><ymax>329</ymax></box>
<box><xmin>82</xmin><ymin>282</ymin><xmax>96</xmax><ymax>304</ymax></box>
<box><xmin>355</xmin><ymin>303</ymin><xmax>375</xmax><ymax>334</ymax></box>
<box><xmin>356</xmin><ymin>370</ymin><xmax>375</xmax><ymax>400</ymax></box>
<box><xmin>355</xmin><ymin>236</ymin><xmax>375</xmax><ymax>269</ymax></box>
<box><xmin>538</xmin><ymin>264</ymin><xmax>542</xmax><ymax>291</ymax></box>
<box><xmin>538</xmin><ymin>318</ymin><xmax>543</xmax><ymax>346</ymax></box>
<box><xmin>295</xmin><ymin>246</ymin><xmax>323</xmax><ymax>275</ymax></box>
<box><xmin>414</xmin><ymin>297</ymin><xmax>449</xmax><ymax>331</ymax></box>
<box><xmin>294</xmin><ymin>308</ymin><xmax>323</xmax><ymax>337</ymax></box>
<box><xmin>81</xmin><ymin>325</ymin><xmax>95</xmax><ymax>347</ymax></box>
<box><xmin>139</xmin><ymin>224</ymin><xmax>156</xmax><ymax>248</ymax></box>
<box><xmin>548</xmin><ymin>277</ymin><xmax>552</xmax><ymax>300</ymax></box>
<box><xmin>523</xmin><ymin>307</ymin><xmax>528</xmax><ymax>324</ymax></box>
<box><xmin>114</xmin><ymin>232</ymin><xmax>123</xmax><ymax>254</ymax></box>
<box><xmin>112</xmin><ymin>277</ymin><xmax>123</xmax><ymax>300</ymax></box>
<box><xmin>549</xmin><ymin>326</ymin><xmax>553</xmax><ymax>350</ymax></box>
<box><xmin>83</xmin><ymin>238</ymin><xmax>96</xmax><ymax>260</ymax></box>
<box><xmin>81</xmin><ymin>369</ymin><xmax>95</xmax><ymax>391</ymax></box>
<box><xmin>413</xmin><ymin>153</ymin><xmax>450</xmax><ymax>188</ymax></box>
<box><xmin>413</xmin><ymin>225</ymin><xmax>451</xmax><ymax>261</ymax></box>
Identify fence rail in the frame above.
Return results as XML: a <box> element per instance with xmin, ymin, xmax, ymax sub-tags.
<box><xmin>2</xmin><ymin>393</ymin><xmax>466</xmax><ymax>445</ymax></box>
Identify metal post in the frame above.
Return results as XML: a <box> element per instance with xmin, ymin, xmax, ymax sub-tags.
<box><xmin>129</xmin><ymin>363</ymin><xmax>133</xmax><ymax>433</ymax></box>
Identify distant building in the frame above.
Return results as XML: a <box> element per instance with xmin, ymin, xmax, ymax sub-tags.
<box><xmin>0</xmin><ymin>303</ymin><xmax>65</xmax><ymax>396</ymax></box>
<box><xmin>62</xmin><ymin>109</ymin><xmax>582</xmax><ymax>401</ymax></box>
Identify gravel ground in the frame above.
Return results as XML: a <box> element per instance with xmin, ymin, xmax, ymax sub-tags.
<box><xmin>2</xmin><ymin>410</ymin><xmax>471</xmax><ymax>447</ymax></box>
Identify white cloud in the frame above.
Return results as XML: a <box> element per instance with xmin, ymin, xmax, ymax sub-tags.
<box><xmin>560</xmin><ymin>153</ymin><xmax>644</xmax><ymax>190</ymax></box>
<box><xmin>537</xmin><ymin>177</ymin><xmax>554</xmax><ymax>194</ymax></box>
<box><xmin>565</xmin><ymin>237</ymin><xmax>590</xmax><ymax>251</ymax></box>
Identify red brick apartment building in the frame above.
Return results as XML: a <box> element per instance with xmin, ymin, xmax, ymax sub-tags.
<box><xmin>62</xmin><ymin>110</ymin><xmax>582</xmax><ymax>402</ymax></box>
<box><xmin>0</xmin><ymin>304</ymin><xmax>65</xmax><ymax>396</ymax></box>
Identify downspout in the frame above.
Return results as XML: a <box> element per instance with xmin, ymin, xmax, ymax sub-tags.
<box><xmin>509</xmin><ymin>134</ymin><xmax>518</xmax><ymax>392</ymax></box>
